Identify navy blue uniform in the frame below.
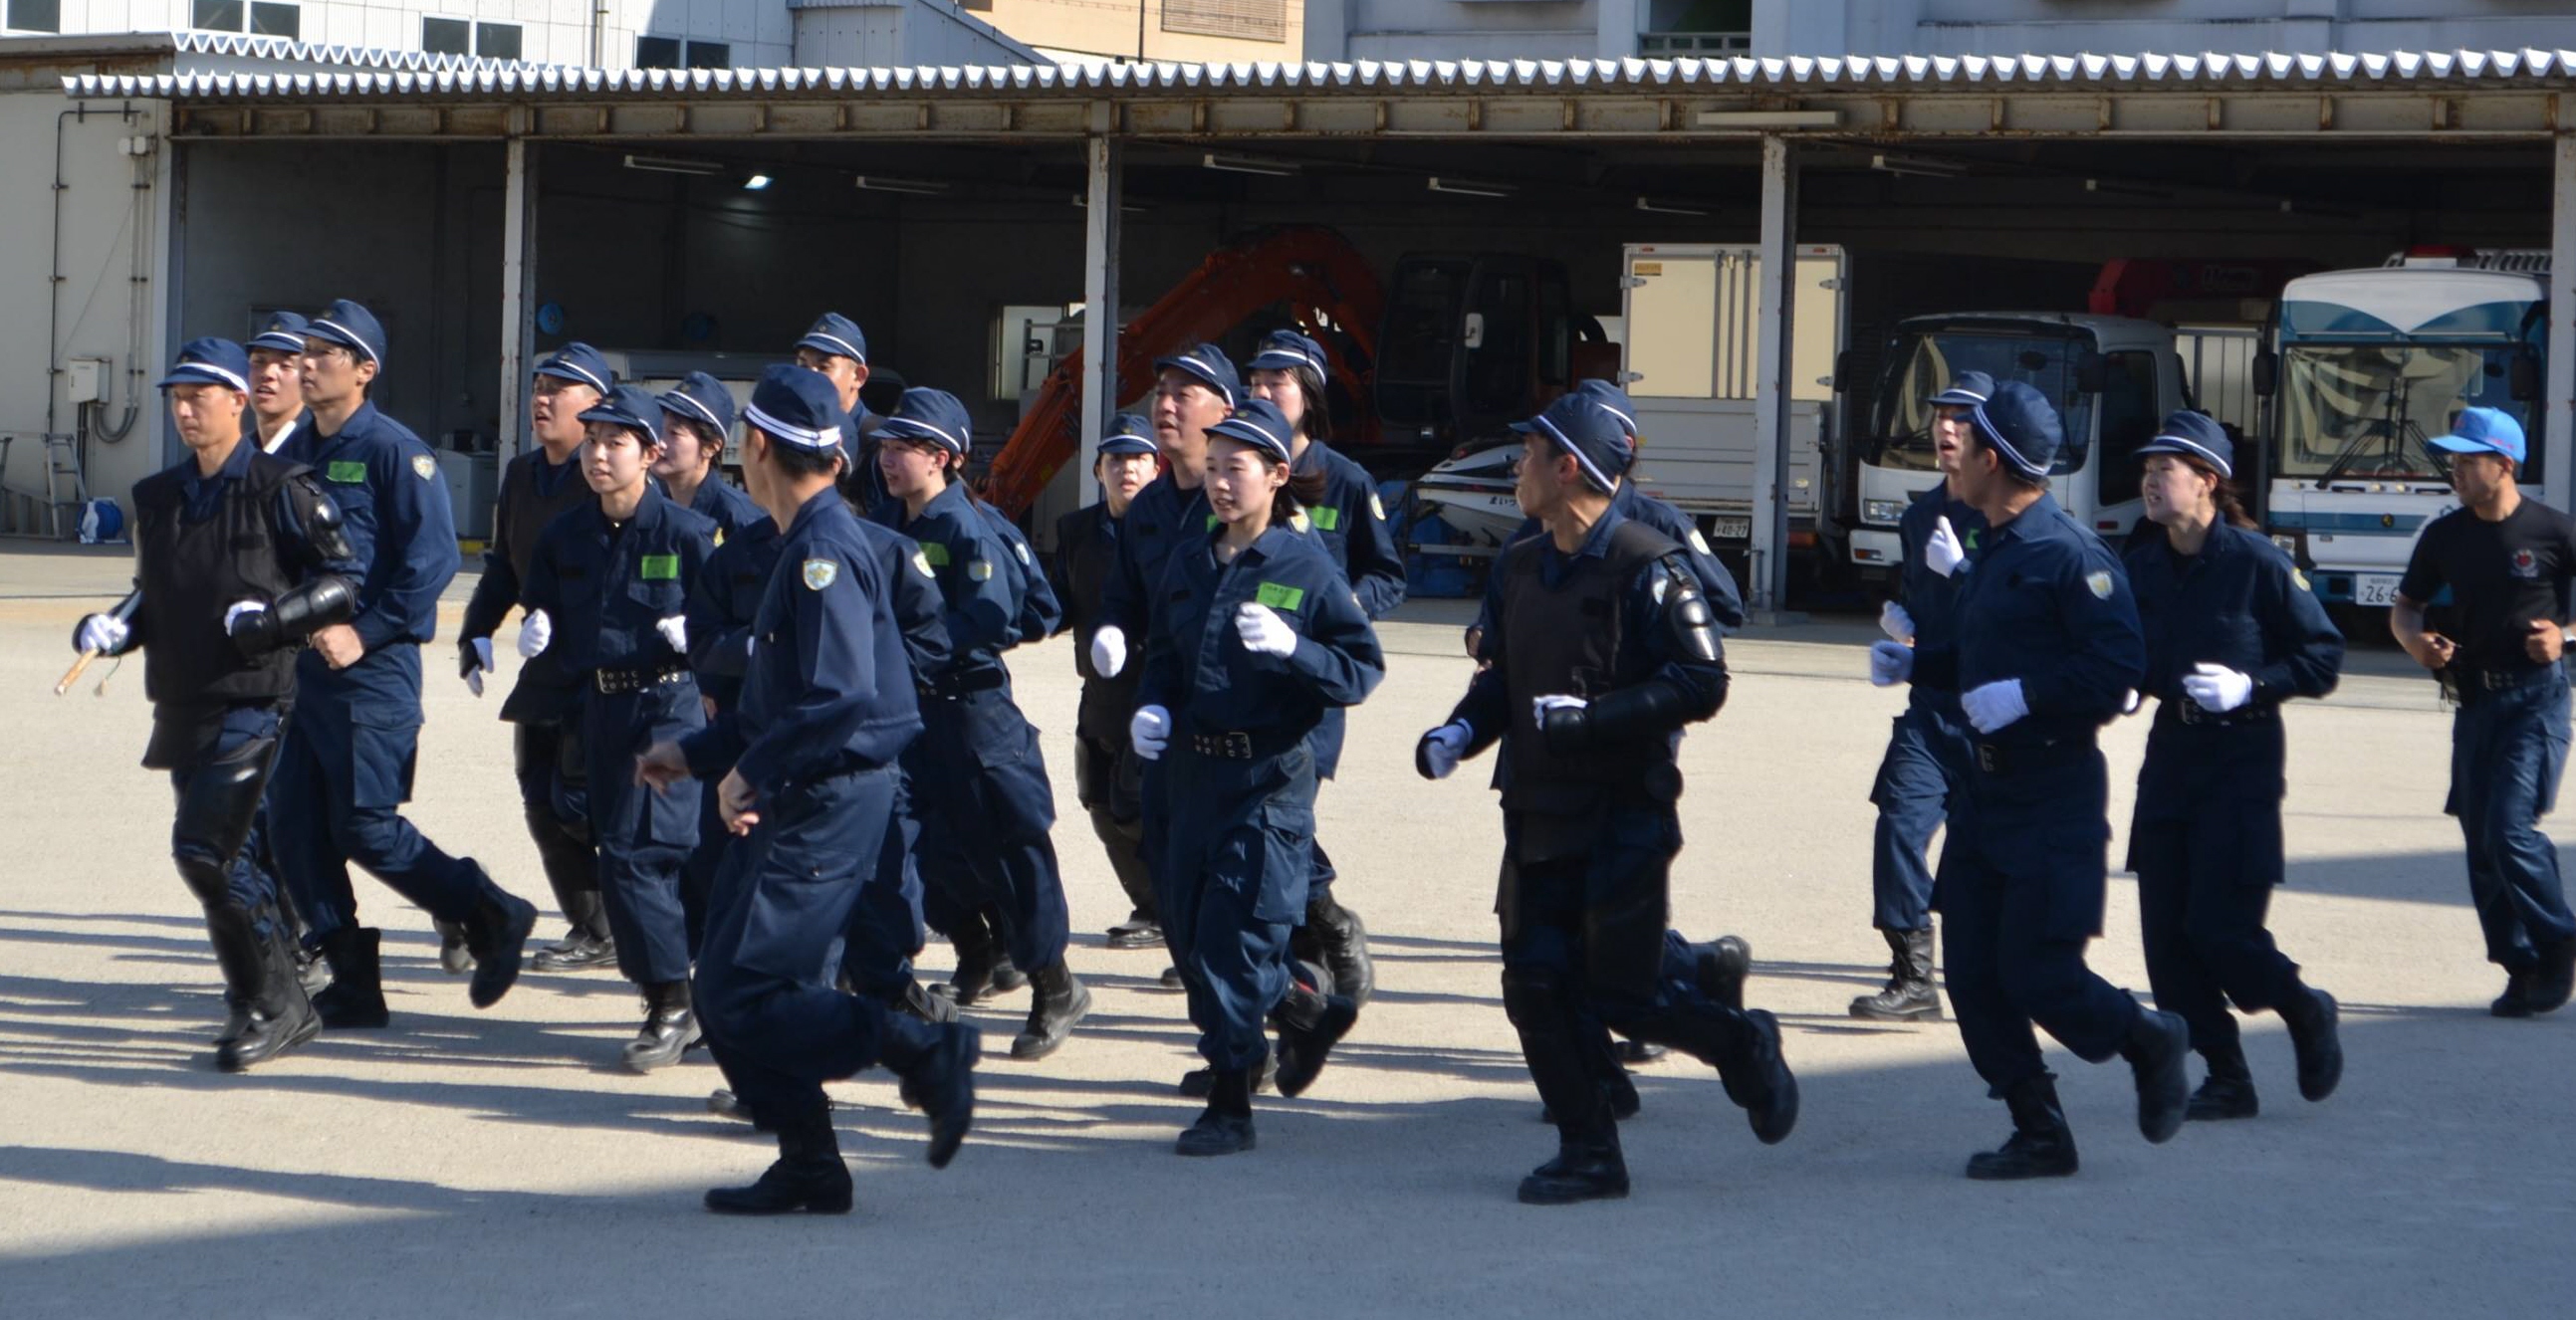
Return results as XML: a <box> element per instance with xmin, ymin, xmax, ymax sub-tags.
<box><xmin>1471</xmin><ymin>480</ymin><xmax>1748</xmax><ymax>657</ymax></box>
<box><xmin>1870</xmin><ymin>486</ymin><xmax>1987</xmax><ymax>933</ymax></box>
<box><xmin>680</xmin><ymin>487</ymin><xmax>942</xmax><ymax>1122</ymax></box>
<box><xmin>1140</xmin><ymin>522</ymin><xmax>1383</xmax><ymax>1069</ymax></box>
<box><xmin>685</xmin><ymin>475</ymin><xmax>764</xmax><ymax>541</ymax></box>
<box><xmin>877</xmin><ymin>482</ymin><xmax>1071</xmax><ymax>977</ymax></box>
<box><xmin>267</xmin><ymin>403</ymin><xmax>490</xmax><ymax>939</ymax></box>
<box><xmin>681</xmin><ymin>515</ymin><xmax>785</xmax><ymax>952</ymax></box>
<box><xmin>1908</xmin><ymin>493</ymin><xmax>2148</xmax><ymax>1091</ymax></box>
<box><xmin>2399</xmin><ymin>500</ymin><xmax>2576</xmax><ymax>981</ymax></box>
<box><xmin>1289</xmin><ymin>443</ymin><xmax>1406</xmax><ymax>916</ymax></box>
<box><xmin>524</xmin><ymin>486</ymin><xmax>716</xmax><ymax>988</ymax></box>
<box><xmin>1054</xmin><ymin>498</ymin><xmax>1156</xmax><ymax>923</ymax></box>
<box><xmin>2125</xmin><ymin>521</ymin><xmax>2342</xmax><ymax>1066</ymax></box>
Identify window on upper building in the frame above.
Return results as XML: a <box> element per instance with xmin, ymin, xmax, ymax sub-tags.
<box><xmin>6</xmin><ymin>0</ymin><xmax>61</xmax><ymax>33</ymax></box>
<box><xmin>251</xmin><ymin>2</ymin><xmax>298</xmax><ymax>37</ymax></box>
<box><xmin>1161</xmin><ymin>0</ymin><xmax>1285</xmax><ymax>44</ymax></box>
<box><xmin>193</xmin><ymin>0</ymin><xmax>300</xmax><ymax>39</ymax></box>
<box><xmin>1642</xmin><ymin>0</ymin><xmax>1752</xmax><ymax>55</ymax></box>
<box><xmin>637</xmin><ymin>36</ymin><xmax>733</xmax><ymax>70</ymax></box>
<box><xmin>422</xmin><ymin>17</ymin><xmax>470</xmax><ymax>56</ymax></box>
<box><xmin>475</xmin><ymin>22</ymin><xmax>520</xmax><ymax>60</ymax></box>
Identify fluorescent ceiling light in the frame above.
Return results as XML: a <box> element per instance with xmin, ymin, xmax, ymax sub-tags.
<box><xmin>623</xmin><ymin>153</ymin><xmax>725</xmax><ymax>176</ymax></box>
<box><xmin>1871</xmin><ymin>151</ymin><xmax>1968</xmax><ymax>178</ymax></box>
<box><xmin>743</xmin><ymin>173</ymin><xmax>773</xmax><ymax>191</ymax></box>
<box><xmin>1636</xmin><ymin>196</ymin><xmax>1709</xmax><ymax>216</ymax></box>
<box><xmin>1428</xmin><ymin>177</ymin><xmax>1516</xmax><ymax>198</ymax></box>
<box><xmin>1202</xmin><ymin>151</ymin><xmax>1300</xmax><ymax>176</ymax></box>
<box><xmin>854</xmin><ymin>175</ymin><xmax>949</xmax><ymax>195</ymax></box>
<box><xmin>1692</xmin><ymin>110</ymin><xmax>1840</xmax><ymax>128</ymax></box>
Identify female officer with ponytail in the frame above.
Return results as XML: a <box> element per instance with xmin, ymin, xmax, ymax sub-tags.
<box><xmin>2123</xmin><ymin>410</ymin><xmax>2344</xmax><ymax>1120</ymax></box>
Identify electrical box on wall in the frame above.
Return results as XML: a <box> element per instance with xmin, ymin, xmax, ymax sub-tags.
<box><xmin>67</xmin><ymin>357</ymin><xmax>109</xmax><ymax>405</ymax></box>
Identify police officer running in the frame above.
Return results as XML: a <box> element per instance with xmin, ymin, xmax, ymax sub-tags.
<box><xmin>2124</xmin><ymin>410</ymin><xmax>2345</xmax><ymax>1118</ymax></box>
<box><xmin>521</xmin><ymin>383</ymin><xmax>720</xmax><ymax>1070</ymax></box>
<box><xmin>1051</xmin><ymin>413</ymin><xmax>1166</xmax><ymax>950</ymax></box>
<box><xmin>1131</xmin><ymin>397</ymin><xmax>1383</xmax><ymax>1154</ymax></box>
<box><xmin>73</xmin><ymin>337</ymin><xmax>358</xmax><ymax>1070</ymax></box>
<box><xmin>637</xmin><ymin>364</ymin><xmax>979</xmax><ymax>1215</ymax></box>
<box><xmin>246</xmin><ymin>312</ymin><xmax>309</xmax><ymax>453</ymax></box>
<box><xmin>457</xmin><ymin>342</ymin><xmax>617</xmax><ymax>978</ymax></box>
<box><xmin>2390</xmin><ymin>405</ymin><xmax>2576</xmax><ymax>1016</ymax></box>
<box><xmin>793</xmin><ymin>313</ymin><xmax>888</xmax><ymax>516</ymax></box>
<box><xmin>654</xmin><ymin>370</ymin><xmax>764</xmax><ymax>539</ymax></box>
<box><xmin>1420</xmin><ymin>391</ymin><xmax>1798</xmax><ymax>1205</ymax></box>
<box><xmin>1244</xmin><ymin>330</ymin><xmax>1400</xmax><ymax>1006</ymax></box>
<box><xmin>1855</xmin><ymin>371</ymin><xmax>1991</xmax><ymax>1022</ymax></box>
<box><xmin>1867</xmin><ymin>379</ymin><xmax>2190</xmax><ymax>1180</ymax></box>
<box><xmin>268</xmin><ymin>300</ymin><xmax>539</xmax><ymax>1026</ymax></box>
<box><xmin>872</xmin><ymin>387</ymin><xmax>1090</xmax><ymax>1059</ymax></box>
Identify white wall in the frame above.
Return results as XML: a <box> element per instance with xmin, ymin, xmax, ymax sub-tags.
<box><xmin>0</xmin><ymin>0</ymin><xmax>797</xmax><ymax>68</ymax></box>
<box><xmin>790</xmin><ymin>0</ymin><xmax>1038</xmax><ymax>68</ymax></box>
<box><xmin>1764</xmin><ymin>0</ymin><xmax>2576</xmax><ymax>58</ymax></box>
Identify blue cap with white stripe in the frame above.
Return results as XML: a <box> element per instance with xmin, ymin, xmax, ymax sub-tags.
<box><xmin>1100</xmin><ymin>411</ymin><xmax>1157</xmax><ymax>457</ymax></box>
<box><xmin>1930</xmin><ymin>370</ymin><xmax>1995</xmax><ymax>407</ymax></box>
<box><xmin>577</xmin><ymin>382</ymin><xmax>667</xmax><ymax>449</ymax></box>
<box><xmin>1511</xmin><ymin>392</ymin><xmax>1634</xmax><ymax>494</ymax></box>
<box><xmin>659</xmin><ymin>370</ymin><xmax>736</xmax><ymax>441</ymax></box>
<box><xmin>877</xmin><ymin>387</ymin><xmax>976</xmax><ymax>457</ymax></box>
<box><xmin>533</xmin><ymin>341</ymin><xmax>614</xmax><ymax>397</ymax></box>
<box><xmin>158</xmin><ymin>337</ymin><xmax>252</xmax><ymax>393</ymax></box>
<box><xmin>2134</xmin><ymin>410</ymin><xmax>2234</xmax><ymax>480</ymax></box>
<box><xmin>1248</xmin><ymin>330</ymin><xmax>1329</xmax><ymax>379</ymax></box>
<box><xmin>248</xmin><ymin>312</ymin><xmax>308</xmax><ymax>355</ymax></box>
<box><xmin>1152</xmin><ymin>342</ymin><xmax>1241</xmax><ymax>411</ymax></box>
<box><xmin>303</xmin><ymin>299</ymin><xmax>386</xmax><ymax>367</ymax></box>
<box><xmin>1573</xmin><ymin>379</ymin><xmax>1639</xmax><ymax>438</ymax></box>
<box><xmin>742</xmin><ymin>363</ymin><xmax>849</xmax><ymax>455</ymax></box>
<box><xmin>795</xmin><ymin>312</ymin><xmax>868</xmax><ymax>365</ymax></box>
<box><xmin>1969</xmin><ymin>380</ymin><xmax>2063</xmax><ymax>480</ymax></box>
<box><xmin>1207</xmin><ymin>397</ymin><xmax>1295</xmax><ymax>464</ymax></box>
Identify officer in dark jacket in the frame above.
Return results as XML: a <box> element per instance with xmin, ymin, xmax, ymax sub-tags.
<box><xmin>457</xmin><ymin>342</ymin><xmax>616</xmax><ymax>976</ymax></box>
<box><xmin>74</xmin><ymin>338</ymin><xmax>358</xmax><ymax>1070</ymax></box>
<box><xmin>654</xmin><ymin>370</ymin><xmax>763</xmax><ymax>539</ymax></box>
<box><xmin>2123</xmin><ymin>411</ymin><xmax>2345</xmax><ymax>1119</ymax></box>
<box><xmin>1869</xmin><ymin>379</ymin><xmax>2190</xmax><ymax>1180</ymax></box>
<box><xmin>639</xmin><ymin>364</ymin><xmax>979</xmax><ymax>1215</ymax></box>
<box><xmin>2391</xmin><ymin>407</ymin><xmax>2576</xmax><ymax>1016</ymax></box>
<box><xmin>1855</xmin><ymin>371</ymin><xmax>1991</xmax><ymax>1021</ymax></box>
<box><xmin>794</xmin><ymin>313</ymin><xmax>889</xmax><ymax>517</ymax></box>
<box><xmin>1051</xmin><ymin>413</ymin><xmax>1165</xmax><ymax>950</ymax></box>
<box><xmin>521</xmin><ymin>383</ymin><xmax>720</xmax><ymax>1071</ymax></box>
<box><xmin>268</xmin><ymin>300</ymin><xmax>538</xmax><ymax>1027</ymax></box>
<box><xmin>1421</xmin><ymin>391</ymin><xmax>1798</xmax><ymax>1206</ymax></box>
<box><xmin>873</xmin><ymin>387</ymin><xmax>1090</xmax><ymax>1059</ymax></box>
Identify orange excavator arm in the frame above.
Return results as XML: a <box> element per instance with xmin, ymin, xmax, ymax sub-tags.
<box><xmin>981</xmin><ymin>226</ymin><xmax>1385</xmax><ymax>520</ymax></box>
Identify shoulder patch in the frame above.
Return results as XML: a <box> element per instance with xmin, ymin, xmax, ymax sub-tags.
<box><xmin>2291</xmin><ymin>568</ymin><xmax>2311</xmax><ymax>592</ymax></box>
<box><xmin>326</xmin><ymin>460</ymin><xmax>367</xmax><ymax>485</ymax></box>
<box><xmin>803</xmin><ymin>557</ymin><xmax>838</xmax><ymax>590</ymax></box>
<box><xmin>1307</xmin><ymin>505</ymin><xmax>1341</xmax><ymax>532</ymax></box>
<box><xmin>1289</xmin><ymin>509</ymin><xmax>1312</xmax><ymax>534</ymax></box>
<box><xmin>411</xmin><ymin>454</ymin><xmax>438</xmax><ymax>480</ymax></box>
<box><xmin>1369</xmin><ymin>492</ymin><xmax>1387</xmax><ymax>521</ymax></box>
<box><xmin>2084</xmin><ymin>570</ymin><xmax>2114</xmax><ymax>600</ymax></box>
<box><xmin>910</xmin><ymin>549</ymin><xmax>936</xmax><ymax>579</ymax></box>
<box><xmin>1256</xmin><ymin>581</ymin><xmax>1305</xmax><ymax>610</ymax></box>
<box><xmin>1687</xmin><ymin>528</ymin><xmax>1712</xmax><ymax>555</ymax></box>
<box><xmin>968</xmin><ymin>558</ymin><xmax>995</xmax><ymax>581</ymax></box>
<box><xmin>1013</xmin><ymin>540</ymin><xmax>1032</xmax><ymax>565</ymax></box>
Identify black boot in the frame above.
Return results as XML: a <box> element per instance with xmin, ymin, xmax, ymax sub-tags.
<box><xmin>1537</xmin><ymin>1069</ymin><xmax>1641</xmax><ymax>1125</ymax></box>
<box><xmin>218</xmin><ymin>929</ymin><xmax>321</xmax><ymax>1073</ymax></box>
<box><xmin>434</xmin><ymin>920</ymin><xmax>474</xmax><ymax>976</ymax></box>
<box><xmin>2185</xmin><ymin>1041</ymin><xmax>2259</xmax><ymax>1121</ymax></box>
<box><xmin>704</xmin><ymin>1105</ymin><xmax>852</xmax><ymax>1214</ymax></box>
<box><xmin>886</xmin><ymin>1022</ymin><xmax>981</xmax><ymax>1169</ymax></box>
<box><xmin>1012</xmin><ymin>960</ymin><xmax>1091</xmax><ymax>1059</ymax></box>
<box><xmin>1179</xmin><ymin>1050</ymin><xmax>1276</xmax><ymax>1098</ymax></box>
<box><xmin>892</xmin><ymin>978</ymin><xmax>961</xmax><ymax>1024</ymax></box>
<box><xmin>1850</xmin><ymin>928</ymin><xmax>1941</xmax><ymax>1021</ymax></box>
<box><xmin>459</xmin><ymin>864</ymin><xmax>538</xmax><ymax>1009</ymax></box>
<box><xmin>1518</xmin><ymin>1125</ymin><xmax>1630</xmax><ymax>1206</ymax></box>
<box><xmin>1966</xmin><ymin>1074</ymin><xmax>2080</xmax><ymax>1180</ymax></box>
<box><xmin>1176</xmin><ymin>1065</ymin><xmax>1257</xmax><ymax>1156</ymax></box>
<box><xmin>1695</xmin><ymin>935</ymin><xmax>1754</xmax><ymax>1012</ymax></box>
<box><xmin>309</xmin><ymin>927</ymin><xmax>390</xmax><ymax>1028</ymax></box>
<box><xmin>532</xmin><ymin>889</ymin><xmax>616</xmax><ymax>973</ymax></box>
<box><xmin>935</xmin><ymin>915</ymin><xmax>1013</xmax><ymax>1006</ymax></box>
<box><xmin>622</xmin><ymin>981</ymin><xmax>701</xmax><ymax>1073</ymax></box>
<box><xmin>1273</xmin><ymin>979</ymin><xmax>1359</xmax><ymax>1098</ymax></box>
<box><xmin>2281</xmin><ymin>986</ymin><xmax>2343</xmax><ymax>1102</ymax></box>
<box><xmin>1716</xmin><ymin>1009</ymin><xmax>1800</xmax><ymax>1145</ymax></box>
<box><xmin>1106</xmin><ymin>912</ymin><xmax>1165</xmax><ymax>951</ymax></box>
<box><xmin>1302</xmin><ymin>893</ymin><xmax>1375</xmax><ymax>1008</ymax></box>
<box><xmin>2120</xmin><ymin>1007</ymin><xmax>2192</xmax><ymax>1145</ymax></box>
<box><xmin>2526</xmin><ymin>940</ymin><xmax>2575</xmax><ymax>1015</ymax></box>
<box><xmin>2492</xmin><ymin>968</ymin><xmax>2538</xmax><ymax>1017</ymax></box>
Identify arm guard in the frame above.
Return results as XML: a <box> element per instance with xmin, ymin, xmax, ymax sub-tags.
<box><xmin>1665</xmin><ymin>558</ymin><xmax>1720</xmax><ymax>664</ymax></box>
<box><xmin>287</xmin><ymin>476</ymin><xmax>356</xmax><ymax>565</ymax></box>
<box><xmin>230</xmin><ymin>575</ymin><xmax>356</xmax><ymax>658</ymax></box>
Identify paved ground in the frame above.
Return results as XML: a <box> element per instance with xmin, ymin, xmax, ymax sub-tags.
<box><xmin>1</xmin><ymin>539</ymin><xmax>2569</xmax><ymax>1318</ymax></box>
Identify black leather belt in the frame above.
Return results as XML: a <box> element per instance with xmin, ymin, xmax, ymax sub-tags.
<box><xmin>2173</xmin><ymin>699</ymin><xmax>2277</xmax><ymax>729</ymax></box>
<box><xmin>2449</xmin><ymin>663</ymin><xmax>2561</xmax><ymax>700</ymax></box>
<box><xmin>1185</xmin><ymin>726</ymin><xmax>1302</xmax><ymax>761</ymax></box>
<box><xmin>594</xmin><ymin>663</ymin><xmax>691</xmax><ymax>695</ymax></box>
<box><xmin>1972</xmin><ymin>737</ymin><xmax>2094</xmax><ymax>775</ymax></box>
<box><xmin>926</xmin><ymin>668</ymin><xmax>1008</xmax><ymax>700</ymax></box>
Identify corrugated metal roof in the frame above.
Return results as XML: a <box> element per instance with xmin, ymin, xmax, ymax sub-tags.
<box><xmin>162</xmin><ymin>30</ymin><xmax>569</xmax><ymax>76</ymax></box>
<box><xmin>62</xmin><ymin>48</ymin><xmax>2576</xmax><ymax>103</ymax></box>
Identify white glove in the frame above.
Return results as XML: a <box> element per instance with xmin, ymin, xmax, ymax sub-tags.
<box><xmin>655</xmin><ymin>615</ymin><xmax>689</xmax><ymax>654</ymax></box>
<box><xmin>1531</xmin><ymin>694</ymin><xmax>1588</xmax><ymax>724</ymax></box>
<box><xmin>517</xmin><ymin>608</ymin><xmax>553</xmax><ymax>660</ymax></box>
<box><xmin>1418</xmin><ymin>722</ymin><xmax>1470</xmax><ymax>780</ymax></box>
<box><xmin>223</xmin><ymin>600</ymin><xmax>267</xmax><ymax>634</ymax></box>
<box><xmin>1235</xmin><ymin>602</ymin><xmax>1296</xmax><ymax>658</ymax></box>
<box><xmin>1878</xmin><ymin>600</ymin><xmax>1916</xmax><ymax>645</ymax></box>
<box><xmin>1924</xmin><ymin>516</ymin><xmax>1966</xmax><ymax>578</ymax></box>
<box><xmin>465</xmin><ymin>636</ymin><xmax>494</xmax><ymax>698</ymax></box>
<box><xmin>1961</xmin><ymin>678</ymin><xmax>2029</xmax><ymax>734</ymax></box>
<box><xmin>2121</xmin><ymin>688</ymin><xmax>2142</xmax><ymax>716</ymax></box>
<box><xmin>1090</xmin><ymin>625</ymin><xmax>1128</xmax><ymax>678</ymax></box>
<box><xmin>2183</xmin><ymin>663</ymin><xmax>2254</xmax><ymax>714</ymax></box>
<box><xmin>76</xmin><ymin>612</ymin><xmax>128</xmax><ymax>654</ymax></box>
<box><xmin>1129</xmin><ymin>704</ymin><xmax>1170</xmax><ymax>761</ymax></box>
<box><xmin>1868</xmin><ymin>639</ymin><xmax>1914</xmax><ymax>687</ymax></box>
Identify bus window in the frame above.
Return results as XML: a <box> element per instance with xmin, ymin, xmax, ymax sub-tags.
<box><xmin>2094</xmin><ymin>350</ymin><xmax>2160</xmax><ymax>507</ymax></box>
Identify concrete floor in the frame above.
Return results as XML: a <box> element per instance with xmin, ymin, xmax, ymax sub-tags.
<box><xmin>0</xmin><ymin>540</ymin><xmax>2568</xmax><ymax>1317</ymax></box>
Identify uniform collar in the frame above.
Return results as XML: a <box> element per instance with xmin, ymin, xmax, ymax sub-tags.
<box><xmin>1291</xmin><ymin>439</ymin><xmax>1325</xmax><ymax>477</ymax></box>
<box><xmin>919</xmin><ymin>480</ymin><xmax>972</xmax><ymax>526</ymax></box>
<box><xmin>1558</xmin><ymin>503</ymin><xmax>1630</xmax><ymax>562</ymax></box>
<box><xmin>183</xmin><ymin>436</ymin><xmax>256</xmax><ymax>493</ymax></box>
<box><xmin>314</xmin><ymin>400</ymin><xmax>379</xmax><ymax>445</ymax></box>
<box><xmin>786</xmin><ymin>484</ymin><xmax>844</xmax><ymax>537</ymax></box>
<box><xmin>1986</xmin><ymin>490</ymin><xmax>2060</xmax><ymax>544</ymax></box>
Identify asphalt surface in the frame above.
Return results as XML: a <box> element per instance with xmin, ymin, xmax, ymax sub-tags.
<box><xmin>1</xmin><ymin>540</ymin><xmax>2569</xmax><ymax>1317</ymax></box>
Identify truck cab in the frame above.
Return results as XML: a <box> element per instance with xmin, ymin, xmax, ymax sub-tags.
<box><xmin>1841</xmin><ymin>313</ymin><xmax>2185</xmax><ymax>575</ymax></box>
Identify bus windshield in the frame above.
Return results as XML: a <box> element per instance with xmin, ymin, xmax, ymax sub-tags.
<box><xmin>2274</xmin><ymin>343</ymin><xmax>2532</xmax><ymax>485</ymax></box>
<box><xmin>1868</xmin><ymin>329</ymin><xmax>2097</xmax><ymax>474</ymax></box>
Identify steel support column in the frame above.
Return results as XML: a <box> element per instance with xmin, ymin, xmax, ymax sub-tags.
<box><xmin>1749</xmin><ymin>133</ymin><xmax>1800</xmax><ymax>618</ymax></box>
<box><xmin>1079</xmin><ymin>130</ymin><xmax>1123</xmax><ymax>508</ymax></box>
<box><xmin>2547</xmin><ymin>132</ymin><xmax>2575</xmax><ymax>509</ymax></box>
<box><xmin>497</xmin><ymin>134</ymin><xmax>538</xmax><ymax>467</ymax></box>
